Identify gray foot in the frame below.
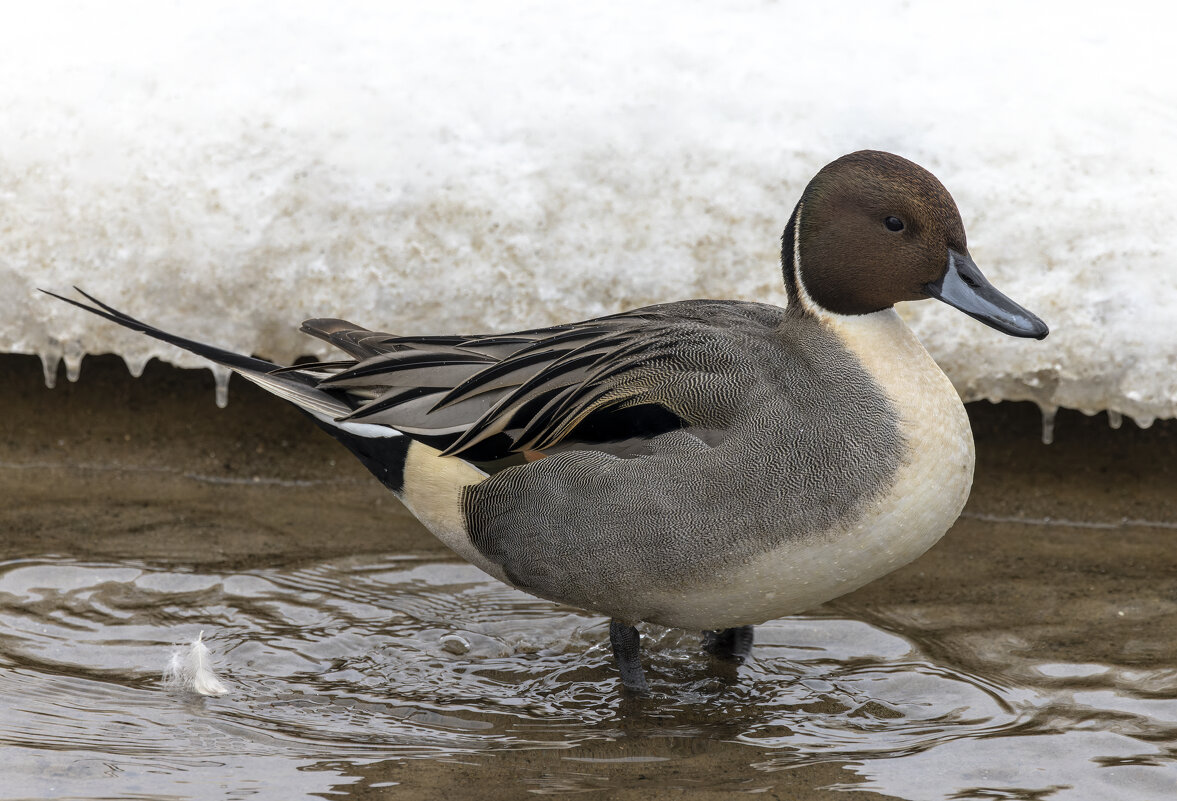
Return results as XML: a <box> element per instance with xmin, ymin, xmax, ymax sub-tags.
<box><xmin>702</xmin><ymin>625</ymin><xmax>754</xmax><ymax>664</ymax></box>
<box><xmin>609</xmin><ymin>620</ymin><xmax>650</xmax><ymax>694</ymax></box>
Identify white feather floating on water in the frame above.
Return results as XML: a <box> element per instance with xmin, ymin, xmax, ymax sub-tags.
<box><xmin>163</xmin><ymin>631</ymin><xmax>229</xmax><ymax>696</ymax></box>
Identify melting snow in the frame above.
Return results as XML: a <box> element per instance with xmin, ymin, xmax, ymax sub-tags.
<box><xmin>4</xmin><ymin>1</ymin><xmax>1175</xmax><ymax>426</ymax></box>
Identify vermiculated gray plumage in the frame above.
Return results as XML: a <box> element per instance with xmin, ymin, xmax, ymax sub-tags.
<box><xmin>460</xmin><ymin>303</ymin><xmax>904</xmax><ymax>625</ymax></box>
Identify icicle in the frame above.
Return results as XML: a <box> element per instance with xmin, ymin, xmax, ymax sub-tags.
<box><xmin>123</xmin><ymin>353</ymin><xmax>150</xmax><ymax>378</ymax></box>
<box><xmin>163</xmin><ymin>631</ymin><xmax>229</xmax><ymax>696</ymax></box>
<box><xmin>211</xmin><ymin>365</ymin><xmax>231</xmax><ymax>409</ymax></box>
<box><xmin>63</xmin><ymin>352</ymin><xmax>83</xmax><ymax>383</ymax></box>
<box><xmin>40</xmin><ymin>351</ymin><xmax>61</xmax><ymax>389</ymax></box>
<box><xmin>1107</xmin><ymin>410</ymin><xmax>1122</xmax><ymax>430</ymax></box>
<box><xmin>1039</xmin><ymin>404</ymin><xmax>1057</xmax><ymax>445</ymax></box>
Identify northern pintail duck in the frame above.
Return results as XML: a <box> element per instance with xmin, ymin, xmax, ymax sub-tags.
<box><xmin>48</xmin><ymin>151</ymin><xmax>1048</xmax><ymax>693</ymax></box>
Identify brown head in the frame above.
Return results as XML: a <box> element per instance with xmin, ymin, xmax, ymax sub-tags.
<box><xmin>782</xmin><ymin>151</ymin><xmax>1048</xmax><ymax>339</ymax></box>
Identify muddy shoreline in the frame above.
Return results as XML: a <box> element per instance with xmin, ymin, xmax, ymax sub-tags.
<box><xmin>5</xmin><ymin>352</ymin><xmax>1174</xmax><ymax>561</ymax></box>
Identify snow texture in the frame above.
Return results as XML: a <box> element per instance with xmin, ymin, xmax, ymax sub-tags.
<box><xmin>3</xmin><ymin>1</ymin><xmax>1175</xmax><ymax>425</ymax></box>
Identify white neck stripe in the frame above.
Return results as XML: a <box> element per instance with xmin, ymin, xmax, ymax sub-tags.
<box><xmin>792</xmin><ymin>201</ymin><xmax>826</xmax><ymax>318</ymax></box>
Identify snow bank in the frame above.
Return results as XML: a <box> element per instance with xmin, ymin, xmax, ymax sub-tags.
<box><xmin>4</xmin><ymin>1</ymin><xmax>1175</xmax><ymax>425</ymax></box>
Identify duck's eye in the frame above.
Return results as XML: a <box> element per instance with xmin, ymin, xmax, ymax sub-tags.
<box><xmin>884</xmin><ymin>216</ymin><xmax>905</xmax><ymax>232</ymax></box>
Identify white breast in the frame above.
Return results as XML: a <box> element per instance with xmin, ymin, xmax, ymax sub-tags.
<box><xmin>654</xmin><ymin>308</ymin><xmax>974</xmax><ymax>630</ymax></box>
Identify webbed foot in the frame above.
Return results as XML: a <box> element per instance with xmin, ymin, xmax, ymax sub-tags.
<box><xmin>702</xmin><ymin>625</ymin><xmax>754</xmax><ymax>664</ymax></box>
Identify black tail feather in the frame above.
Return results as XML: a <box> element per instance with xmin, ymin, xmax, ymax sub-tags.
<box><xmin>40</xmin><ymin>287</ymin><xmax>289</xmax><ymax>379</ymax></box>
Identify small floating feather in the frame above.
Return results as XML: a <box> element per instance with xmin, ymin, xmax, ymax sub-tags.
<box><xmin>163</xmin><ymin>631</ymin><xmax>229</xmax><ymax>696</ymax></box>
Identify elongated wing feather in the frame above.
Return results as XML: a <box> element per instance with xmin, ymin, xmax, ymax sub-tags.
<box><xmin>296</xmin><ymin>301</ymin><xmax>780</xmax><ymax>460</ymax></box>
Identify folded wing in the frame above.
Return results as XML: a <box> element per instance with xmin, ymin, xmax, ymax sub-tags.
<box><xmin>300</xmin><ymin>305</ymin><xmax>735</xmax><ymax>461</ymax></box>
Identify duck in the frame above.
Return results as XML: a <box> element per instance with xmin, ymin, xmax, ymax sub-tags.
<box><xmin>46</xmin><ymin>150</ymin><xmax>1048</xmax><ymax>694</ymax></box>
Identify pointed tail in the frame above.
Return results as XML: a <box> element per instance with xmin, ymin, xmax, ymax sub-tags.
<box><xmin>41</xmin><ymin>287</ymin><xmax>354</xmax><ymax>423</ymax></box>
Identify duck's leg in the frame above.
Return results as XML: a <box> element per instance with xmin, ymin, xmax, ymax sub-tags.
<box><xmin>702</xmin><ymin>625</ymin><xmax>754</xmax><ymax>664</ymax></box>
<box><xmin>609</xmin><ymin>620</ymin><xmax>650</xmax><ymax>694</ymax></box>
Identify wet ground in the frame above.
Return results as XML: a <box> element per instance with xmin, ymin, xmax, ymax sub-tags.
<box><xmin>2</xmin><ymin>353</ymin><xmax>1175</xmax><ymax>800</ymax></box>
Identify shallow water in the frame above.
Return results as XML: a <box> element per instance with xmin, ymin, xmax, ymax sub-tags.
<box><xmin>3</xmin><ymin>552</ymin><xmax>1176</xmax><ymax>800</ymax></box>
<box><xmin>3</xmin><ymin>355</ymin><xmax>1177</xmax><ymax>800</ymax></box>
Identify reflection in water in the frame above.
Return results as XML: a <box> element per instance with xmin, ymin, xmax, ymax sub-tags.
<box><xmin>1</xmin><ymin>554</ymin><xmax>1175</xmax><ymax>800</ymax></box>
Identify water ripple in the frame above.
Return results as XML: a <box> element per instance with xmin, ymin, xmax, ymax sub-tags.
<box><xmin>1</xmin><ymin>555</ymin><xmax>1175</xmax><ymax>800</ymax></box>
